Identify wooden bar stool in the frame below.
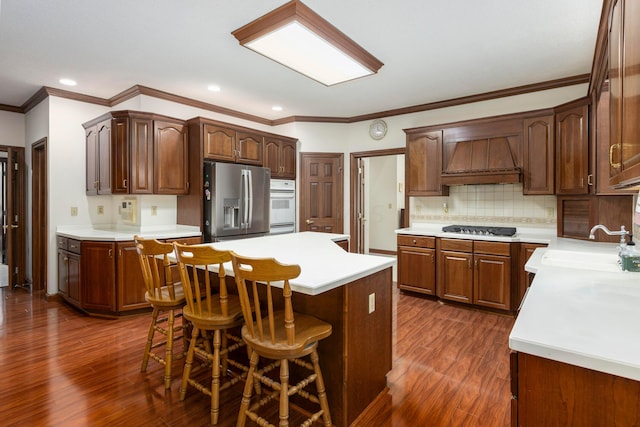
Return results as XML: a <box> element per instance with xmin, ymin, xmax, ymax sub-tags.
<box><xmin>230</xmin><ymin>253</ymin><xmax>333</xmax><ymax>427</ymax></box>
<box><xmin>173</xmin><ymin>242</ymin><xmax>247</xmax><ymax>425</ymax></box>
<box><xmin>134</xmin><ymin>236</ymin><xmax>185</xmax><ymax>389</ymax></box>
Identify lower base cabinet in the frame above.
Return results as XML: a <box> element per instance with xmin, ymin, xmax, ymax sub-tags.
<box><xmin>511</xmin><ymin>352</ymin><xmax>640</xmax><ymax>426</ymax></box>
<box><xmin>437</xmin><ymin>238</ymin><xmax>512</xmax><ymax>311</ymax></box>
<box><xmin>57</xmin><ymin>234</ymin><xmax>201</xmax><ymax>316</ymax></box>
<box><xmin>57</xmin><ymin>237</ymin><xmax>81</xmax><ymax>308</ymax></box>
<box><xmin>397</xmin><ymin>235</ymin><xmax>436</xmax><ymax>295</ymax></box>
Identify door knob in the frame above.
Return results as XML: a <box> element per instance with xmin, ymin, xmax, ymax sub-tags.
<box><xmin>306</xmin><ymin>219</ymin><xmax>315</xmax><ymax>224</ymax></box>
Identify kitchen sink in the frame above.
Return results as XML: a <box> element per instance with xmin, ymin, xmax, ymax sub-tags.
<box><xmin>540</xmin><ymin>249</ymin><xmax>622</xmax><ymax>273</ymax></box>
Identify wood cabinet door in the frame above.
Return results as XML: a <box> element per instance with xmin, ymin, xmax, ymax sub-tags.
<box><xmin>523</xmin><ymin>115</ymin><xmax>554</xmax><ymax>194</ymax></box>
<box><xmin>516</xmin><ymin>243</ymin><xmax>546</xmax><ymax>308</ymax></box>
<box><xmin>67</xmin><ymin>251</ymin><xmax>81</xmax><ymax>306</ymax></box>
<box><xmin>97</xmin><ymin>119</ymin><xmax>113</xmax><ymax>195</ymax></box>
<box><xmin>203</xmin><ymin>124</ymin><xmax>236</xmax><ymax>162</ymax></box>
<box><xmin>154</xmin><ymin>120</ymin><xmax>189</xmax><ymax>194</ymax></box>
<box><xmin>111</xmin><ymin>117</ymin><xmax>130</xmax><ymax>194</ymax></box>
<box><xmin>406</xmin><ymin>131</ymin><xmax>448</xmax><ymax>196</ymax></box>
<box><xmin>609</xmin><ymin>0</ymin><xmax>640</xmax><ymax>188</ymax></box>
<box><xmin>116</xmin><ymin>242</ymin><xmax>149</xmax><ymax>312</ymax></box>
<box><xmin>397</xmin><ymin>246</ymin><xmax>436</xmax><ymax>295</ymax></box>
<box><xmin>129</xmin><ymin>116</ymin><xmax>154</xmax><ymax>194</ymax></box>
<box><xmin>236</xmin><ymin>131</ymin><xmax>263</xmax><ymax>165</ymax></box>
<box><xmin>264</xmin><ymin>138</ymin><xmax>279</xmax><ymax>174</ymax></box>
<box><xmin>555</xmin><ymin>101</ymin><xmax>589</xmax><ymax>195</ymax></box>
<box><xmin>280</xmin><ymin>140</ymin><xmax>297</xmax><ymax>179</ymax></box>
<box><xmin>85</xmin><ymin>125</ymin><xmax>98</xmax><ymax>195</ymax></box>
<box><xmin>57</xmin><ymin>250</ymin><xmax>68</xmax><ymax>297</ymax></box>
<box><xmin>81</xmin><ymin>241</ymin><xmax>116</xmax><ymax>312</ymax></box>
<box><xmin>474</xmin><ymin>254</ymin><xmax>511</xmax><ymax>311</ymax></box>
<box><xmin>437</xmin><ymin>250</ymin><xmax>473</xmax><ymax>304</ymax></box>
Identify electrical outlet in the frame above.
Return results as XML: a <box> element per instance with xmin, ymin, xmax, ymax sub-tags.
<box><xmin>368</xmin><ymin>293</ymin><xmax>375</xmax><ymax>314</ymax></box>
<box><xmin>70</xmin><ymin>207</ymin><xmax>78</xmax><ymax>216</ymax></box>
<box><xmin>97</xmin><ymin>205</ymin><xmax>104</xmax><ymax>215</ymax></box>
<box><xmin>151</xmin><ymin>206</ymin><xmax>158</xmax><ymax>216</ymax></box>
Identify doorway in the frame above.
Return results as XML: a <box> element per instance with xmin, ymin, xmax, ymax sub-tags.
<box><xmin>32</xmin><ymin>139</ymin><xmax>47</xmax><ymax>291</ymax></box>
<box><xmin>0</xmin><ymin>146</ymin><xmax>26</xmax><ymax>289</ymax></box>
<box><xmin>350</xmin><ymin>148</ymin><xmax>405</xmax><ymax>255</ymax></box>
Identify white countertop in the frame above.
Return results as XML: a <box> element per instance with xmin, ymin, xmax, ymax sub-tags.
<box><xmin>396</xmin><ymin>223</ymin><xmax>556</xmax><ymax>244</ymax></box>
<box><xmin>57</xmin><ymin>224</ymin><xmax>202</xmax><ymax>241</ymax></box>
<box><xmin>510</xmin><ymin>238</ymin><xmax>640</xmax><ymax>381</ymax></box>
<box><xmin>184</xmin><ymin>232</ymin><xmax>395</xmax><ymax>296</ymax></box>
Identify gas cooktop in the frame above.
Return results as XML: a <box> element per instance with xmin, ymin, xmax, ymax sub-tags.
<box><xmin>442</xmin><ymin>225</ymin><xmax>517</xmax><ymax>237</ymax></box>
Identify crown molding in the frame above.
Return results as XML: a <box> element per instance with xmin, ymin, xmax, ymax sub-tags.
<box><xmin>1</xmin><ymin>73</ymin><xmax>590</xmax><ymax>125</ymax></box>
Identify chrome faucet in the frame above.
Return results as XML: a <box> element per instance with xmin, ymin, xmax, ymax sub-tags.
<box><xmin>588</xmin><ymin>224</ymin><xmax>628</xmax><ymax>244</ymax></box>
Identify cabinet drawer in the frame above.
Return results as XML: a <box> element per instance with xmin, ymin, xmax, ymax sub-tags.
<box><xmin>397</xmin><ymin>235</ymin><xmax>435</xmax><ymax>248</ymax></box>
<box><xmin>57</xmin><ymin>236</ymin><xmax>68</xmax><ymax>251</ymax></box>
<box><xmin>474</xmin><ymin>240</ymin><xmax>510</xmax><ymax>256</ymax></box>
<box><xmin>67</xmin><ymin>239</ymin><xmax>82</xmax><ymax>254</ymax></box>
<box><xmin>439</xmin><ymin>238</ymin><xmax>473</xmax><ymax>252</ymax></box>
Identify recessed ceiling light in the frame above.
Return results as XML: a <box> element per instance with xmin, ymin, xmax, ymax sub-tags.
<box><xmin>207</xmin><ymin>85</ymin><xmax>221</xmax><ymax>92</ymax></box>
<box><xmin>272</xmin><ymin>105</ymin><xmax>283</xmax><ymax>112</ymax></box>
<box><xmin>59</xmin><ymin>78</ymin><xmax>77</xmax><ymax>86</ymax></box>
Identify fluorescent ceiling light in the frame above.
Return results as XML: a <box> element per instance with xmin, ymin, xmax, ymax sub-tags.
<box><xmin>232</xmin><ymin>0</ymin><xmax>383</xmax><ymax>86</ymax></box>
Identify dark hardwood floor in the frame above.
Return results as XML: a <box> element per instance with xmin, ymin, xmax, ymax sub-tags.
<box><xmin>0</xmin><ymin>286</ymin><xmax>513</xmax><ymax>426</ymax></box>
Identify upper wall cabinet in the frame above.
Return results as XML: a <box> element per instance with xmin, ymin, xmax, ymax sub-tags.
<box><xmin>196</xmin><ymin>119</ymin><xmax>263</xmax><ymax>165</ymax></box>
<box><xmin>523</xmin><ymin>114</ymin><xmax>555</xmax><ymax>195</ymax></box>
<box><xmin>154</xmin><ymin>119</ymin><xmax>189</xmax><ymax>194</ymax></box>
<box><xmin>555</xmin><ymin>98</ymin><xmax>590</xmax><ymax>195</ymax></box>
<box><xmin>404</xmin><ymin>130</ymin><xmax>448</xmax><ymax>196</ymax></box>
<box><xmin>264</xmin><ymin>137</ymin><xmax>297</xmax><ymax>179</ymax></box>
<box><xmin>85</xmin><ymin>118</ymin><xmax>114</xmax><ymax>195</ymax></box>
<box><xmin>608</xmin><ymin>0</ymin><xmax>640</xmax><ymax>188</ymax></box>
<box><xmin>83</xmin><ymin>111</ymin><xmax>188</xmax><ymax>196</ymax></box>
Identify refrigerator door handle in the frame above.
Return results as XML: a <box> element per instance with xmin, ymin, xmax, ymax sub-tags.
<box><xmin>247</xmin><ymin>169</ymin><xmax>253</xmax><ymax>227</ymax></box>
<box><xmin>241</xmin><ymin>170</ymin><xmax>249</xmax><ymax>228</ymax></box>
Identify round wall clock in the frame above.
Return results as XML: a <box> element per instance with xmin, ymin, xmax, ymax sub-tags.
<box><xmin>369</xmin><ymin>119</ymin><xmax>387</xmax><ymax>140</ymax></box>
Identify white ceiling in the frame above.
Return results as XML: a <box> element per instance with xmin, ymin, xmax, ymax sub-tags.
<box><xmin>0</xmin><ymin>0</ymin><xmax>603</xmax><ymax>120</ymax></box>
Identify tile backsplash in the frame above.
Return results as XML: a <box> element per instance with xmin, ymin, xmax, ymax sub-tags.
<box><xmin>410</xmin><ymin>183</ymin><xmax>556</xmax><ymax>226</ymax></box>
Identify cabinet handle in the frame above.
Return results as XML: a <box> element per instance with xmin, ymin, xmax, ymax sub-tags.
<box><xmin>94</xmin><ymin>180</ymin><xmax>99</xmax><ymax>189</ymax></box>
<box><xmin>587</xmin><ymin>174</ymin><xmax>593</xmax><ymax>186</ymax></box>
<box><xmin>475</xmin><ymin>259</ymin><xmax>478</xmax><ymax>269</ymax></box>
<box><xmin>123</xmin><ymin>179</ymin><xmax>127</xmax><ymax>188</ymax></box>
<box><xmin>609</xmin><ymin>143</ymin><xmax>621</xmax><ymax>168</ymax></box>
<box><xmin>468</xmin><ymin>259</ymin><xmax>472</xmax><ymax>269</ymax></box>
<box><xmin>64</xmin><ymin>256</ymin><xmax>68</xmax><ymax>264</ymax></box>
<box><xmin>108</xmin><ymin>249</ymin><xmax>113</xmax><ymax>258</ymax></box>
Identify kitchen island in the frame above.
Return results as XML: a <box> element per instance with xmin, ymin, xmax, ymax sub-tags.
<box><xmin>509</xmin><ymin>239</ymin><xmax>640</xmax><ymax>426</ymax></box>
<box><xmin>206</xmin><ymin>232</ymin><xmax>396</xmax><ymax>427</ymax></box>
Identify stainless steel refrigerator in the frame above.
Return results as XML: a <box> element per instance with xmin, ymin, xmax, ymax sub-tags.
<box><xmin>203</xmin><ymin>161</ymin><xmax>271</xmax><ymax>242</ymax></box>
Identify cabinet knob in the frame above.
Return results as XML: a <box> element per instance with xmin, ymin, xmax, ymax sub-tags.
<box><xmin>412</xmin><ymin>239</ymin><xmax>417</xmax><ymax>244</ymax></box>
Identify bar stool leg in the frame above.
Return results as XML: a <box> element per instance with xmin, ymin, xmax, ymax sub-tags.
<box><xmin>236</xmin><ymin>350</ymin><xmax>259</xmax><ymax>427</ymax></box>
<box><xmin>311</xmin><ymin>350</ymin><xmax>332</xmax><ymax>427</ymax></box>
<box><xmin>211</xmin><ymin>329</ymin><xmax>221</xmax><ymax>425</ymax></box>
<box><xmin>163</xmin><ymin>309</ymin><xmax>176</xmax><ymax>389</ymax></box>
<box><xmin>180</xmin><ymin>327</ymin><xmax>200</xmax><ymax>400</ymax></box>
<box><xmin>141</xmin><ymin>307</ymin><xmax>159</xmax><ymax>372</ymax></box>
<box><xmin>279</xmin><ymin>359</ymin><xmax>290</xmax><ymax>427</ymax></box>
